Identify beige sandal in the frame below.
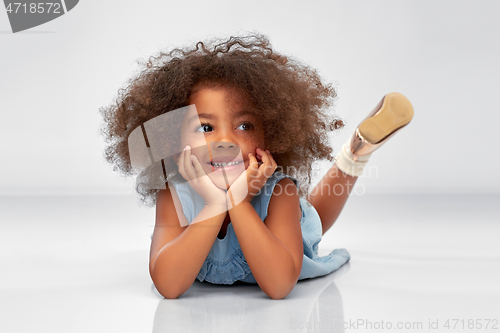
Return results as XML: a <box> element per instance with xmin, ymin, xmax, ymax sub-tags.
<box><xmin>350</xmin><ymin>92</ymin><xmax>414</xmax><ymax>160</ymax></box>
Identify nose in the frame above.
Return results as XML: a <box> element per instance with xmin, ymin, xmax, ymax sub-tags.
<box><xmin>214</xmin><ymin>142</ymin><xmax>235</xmax><ymax>149</ymax></box>
<box><xmin>207</xmin><ymin>130</ymin><xmax>240</xmax><ymax>156</ymax></box>
<box><xmin>209</xmin><ymin>141</ymin><xmax>239</xmax><ymax>156</ymax></box>
<box><xmin>208</xmin><ymin>127</ymin><xmax>239</xmax><ymax>151</ymax></box>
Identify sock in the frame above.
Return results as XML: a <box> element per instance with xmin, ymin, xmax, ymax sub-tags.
<box><xmin>334</xmin><ymin>142</ymin><xmax>372</xmax><ymax>177</ymax></box>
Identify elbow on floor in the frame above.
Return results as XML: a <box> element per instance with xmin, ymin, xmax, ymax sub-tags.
<box><xmin>266</xmin><ymin>290</ymin><xmax>290</xmax><ymax>300</ymax></box>
<box><xmin>150</xmin><ymin>268</ymin><xmax>193</xmax><ymax>299</ymax></box>
<box><xmin>263</xmin><ymin>284</ymin><xmax>294</xmax><ymax>300</ymax></box>
<box><xmin>156</xmin><ymin>284</ymin><xmax>186</xmax><ymax>299</ymax></box>
<box><xmin>261</xmin><ymin>274</ymin><xmax>298</xmax><ymax>300</ymax></box>
<box><xmin>161</xmin><ymin>291</ymin><xmax>183</xmax><ymax>299</ymax></box>
<box><xmin>152</xmin><ymin>278</ymin><xmax>189</xmax><ymax>299</ymax></box>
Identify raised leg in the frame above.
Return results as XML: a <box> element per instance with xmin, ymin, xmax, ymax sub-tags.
<box><xmin>308</xmin><ymin>92</ymin><xmax>413</xmax><ymax>235</ymax></box>
<box><xmin>307</xmin><ymin>164</ymin><xmax>357</xmax><ymax>235</ymax></box>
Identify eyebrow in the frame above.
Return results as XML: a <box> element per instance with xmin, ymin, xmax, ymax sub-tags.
<box><xmin>188</xmin><ymin>113</ymin><xmax>214</xmax><ymax>124</ymax></box>
<box><xmin>187</xmin><ymin>110</ymin><xmax>255</xmax><ymax>124</ymax></box>
<box><xmin>232</xmin><ymin>110</ymin><xmax>255</xmax><ymax>118</ymax></box>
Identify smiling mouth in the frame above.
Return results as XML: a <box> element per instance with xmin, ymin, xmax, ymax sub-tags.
<box><xmin>208</xmin><ymin>160</ymin><xmax>244</xmax><ymax>168</ymax></box>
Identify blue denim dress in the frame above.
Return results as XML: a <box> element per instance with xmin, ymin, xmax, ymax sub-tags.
<box><xmin>169</xmin><ymin>171</ymin><xmax>350</xmax><ymax>285</ymax></box>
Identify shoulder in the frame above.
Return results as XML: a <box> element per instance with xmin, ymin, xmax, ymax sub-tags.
<box><xmin>155</xmin><ymin>188</ymin><xmax>176</xmax><ymax>225</ymax></box>
<box><xmin>272</xmin><ymin>177</ymin><xmax>299</xmax><ymax>196</ymax></box>
<box><xmin>262</xmin><ymin>171</ymin><xmax>299</xmax><ymax>192</ymax></box>
<box><xmin>162</xmin><ymin>176</ymin><xmax>201</xmax><ymax>224</ymax></box>
<box><xmin>256</xmin><ymin>172</ymin><xmax>300</xmax><ymax>218</ymax></box>
<box><xmin>156</xmin><ymin>185</ymin><xmax>189</xmax><ymax>227</ymax></box>
<box><xmin>265</xmin><ymin>176</ymin><xmax>301</xmax><ymax>224</ymax></box>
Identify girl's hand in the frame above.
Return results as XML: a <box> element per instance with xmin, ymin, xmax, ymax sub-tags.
<box><xmin>178</xmin><ymin>145</ymin><xmax>227</xmax><ymax>208</ymax></box>
<box><xmin>226</xmin><ymin>148</ymin><xmax>277</xmax><ymax>208</ymax></box>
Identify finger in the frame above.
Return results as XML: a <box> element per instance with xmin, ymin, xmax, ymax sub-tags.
<box><xmin>265</xmin><ymin>149</ymin><xmax>278</xmax><ymax>169</ymax></box>
<box><xmin>190</xmin><ymin>155</ymin><xmax>207</xmax><ymax>178</ymax></box>
<box><xmin>253</xmin><ymin>148</ymin><xmax>264</xmax><ymax>162</ymax></box>
<box><xmin>178</xmin><ymin>149</ymin><xmax>187</xmax><ymax>179</ymax></box>
<box><xmin>259</xmin><ymin>149</ymin><xmax>276</xmax><ymax>177</ymax></box>
<box><xmin>248</xmin><ymin>153</ymin><xmax>259</xmax><ymax>173</ymax></box>
<box><xmin>258</xmin><ymin>148</ymin><xmax>273</xmax><ymax>168</ymax></box>
<box><xmin>183</xmin><ymin>146</ymin><xmax>196</xmax><ymax>180</ymax></box>
<box><xmin>257</xmin><ymin>148</ymin><xmax>271</xmax><ymax>164</ymax></box>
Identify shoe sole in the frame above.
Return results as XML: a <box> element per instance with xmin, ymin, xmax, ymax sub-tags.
<box><xmin>358</xmin><ymin>92</ymin><xmax>414</xmax><ymax>144</ymax></box>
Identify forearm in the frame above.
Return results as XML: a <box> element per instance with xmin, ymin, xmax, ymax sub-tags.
<box><xmin>229</xmin><ymin>202</ymin><xmax>300</xmax><ymax>299</ymax></box>
<box><xmin>150</xmin><ymin>205</ymin><xmax>226</xmax><ymax>298</ymax></box>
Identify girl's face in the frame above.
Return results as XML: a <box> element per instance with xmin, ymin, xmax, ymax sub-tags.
<box><xmin>178</xmin><ymin>85</ymin><xmax>265</xmax><ymax>189</ymax></box>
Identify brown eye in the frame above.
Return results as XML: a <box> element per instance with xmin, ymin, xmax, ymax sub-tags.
<box><xmin>237</xmin><ymin>123</ymin><xmax>253</xmax><ymax>131</ymax></box>
<box><xmin>195</xmin><ymin>124</ymin><xmax>213</xmax><ymax>132</ymax></box>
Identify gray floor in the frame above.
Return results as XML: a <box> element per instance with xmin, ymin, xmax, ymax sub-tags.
<box><xmin>1</xmin><ymin>193</ymin><xmax>499</xmax><ymax>333</ymax></box>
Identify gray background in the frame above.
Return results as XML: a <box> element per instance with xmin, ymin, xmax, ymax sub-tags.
<box><xmin>2</xmin><ymin>2</ymin><xmax>499</xmax><ymax>332</ymax></box>
<box><xmin>1</xmin><ymin>0</ymin><xmax>499</xmax><ymax>197</ymax></box>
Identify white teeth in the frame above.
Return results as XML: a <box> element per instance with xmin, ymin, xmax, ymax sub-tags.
<box><xmin>210</xmin><ymin>160</ymin><xmax>243</xmax><ymax>168</ymax></box>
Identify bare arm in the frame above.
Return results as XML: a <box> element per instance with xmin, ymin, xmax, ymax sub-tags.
<box><xmin>149</xmin><ymin>186</ymin><xmax>226</xmax><ymax>299</ymax></box>
<box><xmin>229</xmin><ymin>178</ymin><xmax>303</xmax><ymax>299</ymax></box>
<box><xmin>306</xmin><ymin>164</ymin><xmax>358</xmax><ymax>235</ymax></box>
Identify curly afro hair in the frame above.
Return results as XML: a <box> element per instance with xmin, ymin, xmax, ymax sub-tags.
<box><xmin>100</xmin><ymin>33</ymin><xmax>343</xmax><ymax>206</ymax></box>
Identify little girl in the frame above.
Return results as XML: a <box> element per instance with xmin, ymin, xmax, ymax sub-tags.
<box><xmin>100</xmin><ymin>34</ymin><xmax>413</xmax><ymax>299</ymax></box>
